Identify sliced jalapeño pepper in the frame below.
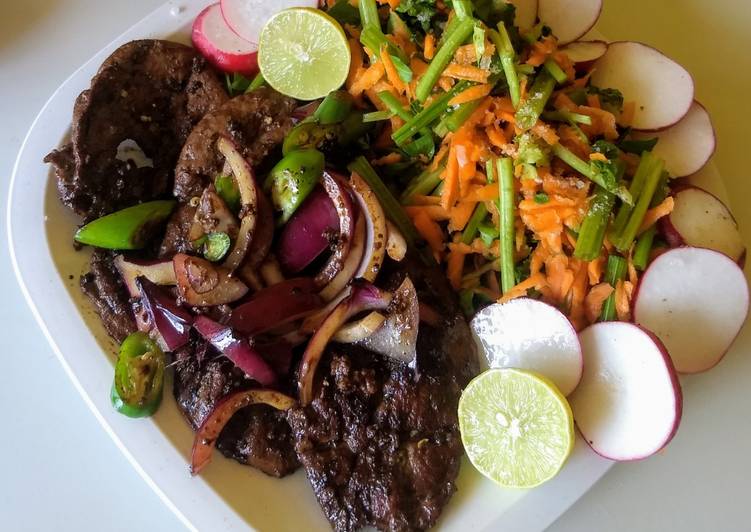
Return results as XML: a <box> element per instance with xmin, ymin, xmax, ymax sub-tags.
<box><xmin>111</xmin><ymin>332</ymin><xmax>165</xmax><ymax>418</ymax></box>
<box><xmin>75</xmin><ymin>200</ymin><xmax>176</xmax><ymax>250</ymax></box>
<box><xmin>270</xmin><ymin>149</ymin><xmax>325</xmax><ymax>223</ymax></box>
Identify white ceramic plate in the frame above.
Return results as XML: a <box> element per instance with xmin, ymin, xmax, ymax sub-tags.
<box><xmin>7</xmin><ymin>1</ymin><xmax>730</xmax><ymax>531</ymax></box>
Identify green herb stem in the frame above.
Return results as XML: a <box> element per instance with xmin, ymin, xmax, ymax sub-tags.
<box><xmin>515</xmin><ymin>70</ymin><xmax>556</xmax><ymax>129</ymax></box>
<box><xmin>416</xmin><ymin>17</ymin><xmax>475</xmax><ymax>103</ymax></box>
<box><xmin>461</xmin><ymin>203</ymin><xmax>489</xmax><ymax>245</ymax></box>
<box><xmin>614</xmin><ymin>155</ymin><xmax>665</xmax><ymax>252</ymax></box>
<box><xmin>488</xmin><ymin>25</ymin><xmax>520</xmax><ymax>107</ymax></box>
<box><xmin>498</xmin><ymin>157</ymin><xmax>516</xmax><ymax>293</ymax></box>
<box><xmin>599</xmin><ymin>255</ymin><xmax>628</xmax><ymax>322</ymax></box>
<box><xmin>393</xmin><ymin>81</ymin><xmax>470</xmax><ymax>145</ymax></box>
<box><xmin>574</xmin><ymin>186</ymin><xmax>616</xmax><ymax>261</ymax></box>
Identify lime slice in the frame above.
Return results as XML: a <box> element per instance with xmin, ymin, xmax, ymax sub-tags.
<box><xmin>258</xmin><ymin>8</ymin><xmax>351</xmax><ymax>101</ymax></box>
<box><xmin>458</xmin><ymin>368</ymin><xmax>574</xmax><ymax>488</ymax></box>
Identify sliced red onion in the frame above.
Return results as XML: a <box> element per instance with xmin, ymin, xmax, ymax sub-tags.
<box><xmin>356</xmin><ymin>277</ymin><xmax>419</xmax><ymax>365</ymax></box>
<box><xmin>193</xmin><ymin>315</ymin><xmax>277</xmax><ymax>386</ymax></box>
<box><xmin>300</xmin><ymin>286</ymin><xmax>351</xmax><ymax>334</ymax></box>
<box><xmin>298</xmin><ymin>281</ymin><xmax>393</xmax><ymax>405</ymax></box>
<box><xmin>292</xmin><ymin>100</ymin><xmax>322</xmax><ymax>122</ymax></box>
<box><xmin>191</xmin><ymin>389</ymin><xmax>296</xmax><ymax>475</ymax></box>
<box><xmin>319</xmin><ymin>215</ymin><xmax>366</xmax><ymax>301</ymax></box>
<box><xmin>332</xmin><ymin>311</ymin><xmax>386</xmax><ymax>343</ymax></box>
<box><xmin>229</xmin><ymin>278</ymin><xmax>322</xmax><ymax>336</ymax></box>
<box><xmin>314</xmin><ymin>171</ymin><xmax>356</xmax><ymax>287</ymax></box>
<box><xmin>216</xmin><ymin>136</ymin><xmax>258</xmax><ymax>272</ymax></box>
<box><xmin>114</xmin><ymin>255</ymin><xmax>176</xmax><ymax>298</ymax></box>
<box><xmin>245</xmin><ymin>187</ymin><xmax>274</xmax><ymax>269</ymax></box>
<box><xmin>350</xmin><ymin>171</ymin><xmax>387</xmax><ymax>282</ymax></box>
<box><xmin>277</xmin><ymin>187</ymin><xmax>339</xmax><ymax>273</ymax></box>
<box><xmin>255</xmin><ymin>341</ymin><xmax>295</xmax><ymax>376</ymax></box>
<box><xmin>193</xmin><ymin>186</ymin><xmax>239</xmax><ymax>240</ymax></box>
<box><xmin>258</xmin><ymin>255</ymin><xmax>285</xmax><ymax>286</ymax></box>
<box><xmin>174</xmin><ymin>253</ymin><xmax>248</xmax><ymax>306</ymax></box>
<box><xmin>135</xmin><ymin>277</ymin><xmax>193</xmax><ymax>351</ymax></box>
<box><xmin>385</xmin><ymin>220</ymin><xmax>407</xmax><ymax>262</ymax></box>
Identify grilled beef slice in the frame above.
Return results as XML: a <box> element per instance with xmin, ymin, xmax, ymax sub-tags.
<box><xmin>173</xmin><ymin>88</ymin><xmax>297</xmax><ymax>201</ymax></box>
<box><xmin>287</xmin><ymin>256</ymin><xmax>479</xmax><ymax>532</ymax></box>
<box><xmin>80</xmin><ymin>249</ymin><xmax>137</xmax><ymax>343</ymax></box>
<box><xmin>45</xmin><ymin>39</ymin><xmax>228</xmax><ymax>221</ymax></box>
<box><xmin>173</xmin><ymin>343</ymin><xmax>300</xmax><ymax>477</ymax></box>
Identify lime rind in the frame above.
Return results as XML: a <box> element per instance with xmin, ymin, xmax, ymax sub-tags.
<box><xmin>258</xmin><ymin>8</ymin><xmax>351</xmax><ymax>101</ymax></box>
<box><xmin>458</xmin><ymin>368</ymin><xmax>574</xmax><ymax>489</ymax></box>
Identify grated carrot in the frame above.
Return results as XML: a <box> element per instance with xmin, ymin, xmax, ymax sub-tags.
<box><xmin>498</xmin><ymin>273</ymin><xmax>547</xmax><ymax>303</ymax></box>
<box><xmin>424</xmin><ymin>33</ymin><xmax>436</xmax><ymax>60</ymax></box>
<box><xmin>438</xmin><ymin>76</ymin><xmax>455</xmax><ymax>91</ymax></box>
<box><xmin>586</xmin><ymin>93</ymin><xmax>601</xmax><ymax>109</ymax></box>
<box><xmin>554</xmin><ymin>92</ymin><xmax>578</xmax><ymax>111</ymax></box>
<box><xmin>441</xmin><ymin>145</ymin><xmax>460</xmax><ymax>210</ymax></box>
<box><xmin>464</xmin><ymin>183</ymin><xmax>499</xmax><ymax>202</ymax></box>
<box><xmin>381</xmin><ymin>46</ymin><xmax>407</xmax><ymax>95</ymax></box>
<box><xmin>405</xmin><ymin>205</ymin><xmax>451</xmax><ymax>221</ymax></box>
<box><xmin>487</xmin><ymin>125</ymin><xmax>507</xmax><ymax>148</ymax></box>
<box><xmin>349</xmin><ymin>61</ymin><xmax>385</xmax><ymax>96</ymax></box>
<box><xmin>569</xmin><ymin>259</ymin><xmax>589</xmax><ymax>329</ymax></box>
<box><xmin>446</xmin><ymin>247</ymin><xmax>467</xmax><ymax>289</ymax></box>
<box><xmin>588</xmin><ymin>256</ymin><xmax>605</xmax><ymax>285</ymax></box>
<box><xmin>346</xmin><ymin>38</ymin><xmax>365</xmax><ymax>90</ymax></box>
<box><xmin>531</xmin><ymin>122</ymin><xmax>559</xmax><ymax>145</ymax></box>
<box><xmin>448</xmin><ymin>200</ymin><xmax>477</xmax><ymax>232</ymax></box>
<box><xmin>584</xmin><ymin>282</ymin><xmax>614</xmax><ymax>323</ymax></box>
<box><xmin>526</xmin><ymin>36</ymin><xmax>557</xmax><ymax>67</ymax></box>
<box><xmin>431</xmin><ymin>143</ymin><xmax>450</xmax><ymax>170</ymax></box>
<box><xmin>615</xmin><ymin>280</ymin><xmax>632</xmax><ymax>321</ymax></box>
<box><xmin>638</xmin><ymin>196</ymin><xmax>674</xmax><ymax>234</ymax></box>
<box><xmin>443</xmin><ymin>64</ymin><xmax>490</xmax><ymax>83</ymax></box>
<box><xmin>412</xmin><ymin>210</ymin><xmax>445</xmax><ymax>257</ymax></box>
<box><xmin>589</xmin><ymin>152</ymin><xmax>608</xmax><ymax>162</ymax></box>
<box><xmin>450</xmin><ymin>84</ymin><xmax>493</xmax><ymax>105</ymax></box>
<box><xmin>408</xmin><ymin>194</ymin><xmax>442</xmax><ymax>206</ymax></box>
<box><xmin>372</xmin><ymin>152</ymin><xmax>402</xmax><ymax>166</ymax></box>
<box><xmin>377</xmin><ymin>0</ymin><xmax>401</xmax><ymax>10</ymax></box>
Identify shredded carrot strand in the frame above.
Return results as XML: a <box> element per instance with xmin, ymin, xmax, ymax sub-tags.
<box><xmin>349</xmin><ymin>62</ymin><xmax>385</xmax><ymax>96</ymax></box>
<box><xmin>449</xmin><ymin>84</ymin><xmax>493</xmax><ymax>105</ymax></box>
<box><xmin>381</xmin><ymin>46</ymin><xmax>407</xmax><ymax>95</ymax></box>
<box><xmin>405</xmin><ymin>205</ymin><xmax>451</xmax><ymax>221</ymax></box>
<box><xmin>638</xmin><ymin>197</ymin><xmax>674</xmax><ymax>234</ymax></box>
<box><xmin>424</xmin><ymin>33</ymin><xmax>436</xmax><ymax>60</ymax></box>
<box><xmin>443</xmin><ymin>64</ymin><xmax>490</xmax><ymax>83</ymax></box>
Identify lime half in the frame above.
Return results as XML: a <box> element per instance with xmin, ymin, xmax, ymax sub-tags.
<box><xmin>458</xmin><ymin>368</ymin><xmax>574</xmax><ymax>488</ymax></box>
<box><xmin>258</xmin><ymin>8</ymin><xmax>351</xmax><ymax>101</ymax></box>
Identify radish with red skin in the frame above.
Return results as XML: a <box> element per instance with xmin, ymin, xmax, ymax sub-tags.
<box><xmin>538</xmin><ymin>0</ymin><xmax>603</xmax><ymax>45</ymax></box>
<box><xmin>508</xmin><ymin>0</ymin><xmax>538</xmax><ymax>32</ymax></box>
<box><xmin>220</xmin><ymin>0</ymin><xmax>319</xmax><ymax>45</ymax></box>
<box><xmin>192</xmin><ymin>3</ymin><xmax>258</xmax><ymax>76</ymax></box>
<box><xmin>560</xmin><ymin>40</ymin><xmax>608</xmax><ymax>64</ymax></box>
<box><xmin>632</xmin><ymin>102</ymin><xmax>716</xmax><ymax>177</ymax></box>
<box><xmin>633</xmin><ymin>247</ymin><xmax>749</xmax><ymax>374</ymax></box>
<box><xmin>569</xmin><ymin>322</ymin><xmax>682</xmax><ymax>461</ymax></box>
<box><xmin>591</xmin><ymin>41</ymin><xmax>694</xmax><ymax>131</ymax></box>
<box><xmin>660</xmin><ymin>186</ymin><xmax>745</xmax><ymax>263</ymax></box>
<box><xmin>470</xmin><ymin>298</ymin><xmax>583</xmax><ymax>396</ymax></box>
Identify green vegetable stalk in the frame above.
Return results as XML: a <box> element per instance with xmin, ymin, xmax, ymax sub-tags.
<box><xmin>599</xmin><ymin>255</ymin><xmax>628</xmax><ymax>322</ymax></box>
<box><xmin>415</xmin><ymin>17</ymin><xmax>475</xmax><ymax>103</ymax></box>
<box><xmin>462</xmin><ymin>203</ymin><xmax>489</xmax><ymax>245</ymax></box>
<box><xmin>400</xmin><ymin>165</ymin><xmax>445</xmax><ymax>203</ymax></box>
<box><xmin>393</xmin><ymin>81</ymin><xmax>470</xmax><ymax>145</ymax></box>
<box><xmin>74</xmin><ymin>200</ymin><xmax>176</xmax><ymax>250</ymax></box>
<box><xmin>498</xmin><ymin>157</ymin><xmax>516</xmax><ymax>293</ymax></box>
<box><xmin>314</xmin><ymin>90</ymin><xmax>354</xmax><ymax>125</ymax></box>
<box><xmin>574</xmin><ymin>186</ymin><xmax>616</xmax><ymax>261</ymax></box>
<box><xmin>614</xmin><ymin>155</ymin><xmax>665</xmax><ymax>252</ymax></box>
<box><xmin>515</xmin><ymin>70</ymin><xmax>556</xmax><ymax>129</ymax></box>
<box><xmin>488</xmin><ymin>24</ymin><xmax>521</xmax><ymax>108</ymax></box>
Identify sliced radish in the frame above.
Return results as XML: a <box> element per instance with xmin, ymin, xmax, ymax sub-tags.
<box><xmin>591</xmin><ymin>41</ymin><xmax>694</xmax><ymax>131</ymax></box>
<box><xmin>632</xmin><ymin>102</ymin><xmax>715</xmax><ymax>177</ymax></box>
<box><xmin>192</xmin><ymin>3</ymin><xmax>258</xmax><ymax>76</ymax></box>
<box><xmin>660</xmin><ymin>186</ymin><xmax>745</xmax><ymax>263</ymax></box>
<box><xmin>538</xmin><ymin>0</ymin><xmax>602</xmax><ymax>45</ymax></box>
<box><xmin>508</xmin><ymin>0</ymin><xmax>538</xmax><ymax>32</ymax></box>
<box><xmin>470</xmin><ymin>298</ymin><xmax>583</xmax><ymax>396</ymax></box>
<box><xmin>220</xmin><ymin>0</ymin><xmax>319</xmax><ymax>45</ymax></box>
<box><xmin>634</xmin><ymin>247</ymin><xmax>749</xmax><ymax>373</ymax></box>
<box><xmin>569</xmin><ymin>322</ymin><xmax>682</xmax><ymax>461</ymax></box>
<box><xmin>560</xmin><ymin>40</ymin><xmax>607</xmax><ymax>63</ymax></box>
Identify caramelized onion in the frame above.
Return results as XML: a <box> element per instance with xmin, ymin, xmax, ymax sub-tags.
<box><xmin>114</xmin><ymin>255</ymin><xmax>176</xmax><ymax>298</ymax></box>
<box><xmin>136</xmin><ymin>277</ymin><xmax>193</xmax><ymax>351</ymax></box>
<box><xmin>350</xmin><ymin>171</ymin><xmax>387</xmax><ymax>282</ymax></box>
<box><xmin>332</xmin><ymin>311</ymin><xmax>386</xmax><ymax>343</ymax></box>
<box><xmin>298</xmin><ymin>281</ymin><xmax>392</xmax><ymax>405</ymax></box>
<box><xmin>314</xmin><ymin>171</ymin><xmax>356</xmax><ymax>287</ymax></box>
<box><xmin>319</xmin><ymin>215</ymin><xmax>366</xmax><ymax>301</ymax></box>
<box><xmin>191</xmin><ymin>389</ymin><xmax>295</xmax><ymax>475</ymax></box>
<box><xmin>174</xmin><ymin>253</ymin><xmax>248</xmax><ymax>306</ymax></box>
<box><xmin>385</xmin><ymin>220</ymin><xmax>407</xmax><ymax>262</ymax></box>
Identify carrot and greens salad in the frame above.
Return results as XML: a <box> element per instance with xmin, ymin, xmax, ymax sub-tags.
<box><xmin>324</xmin><ymin>0</ymin><xmax>671</xmax><ymax>329</ymax></box>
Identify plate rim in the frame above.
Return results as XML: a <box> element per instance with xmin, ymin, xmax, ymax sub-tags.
<box><xmin>11</xmin><ymin>2</ymin><xmax>726</xmax><ymax>531</ymax></box>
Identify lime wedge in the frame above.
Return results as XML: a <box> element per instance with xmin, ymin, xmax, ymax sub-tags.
<box><xmin>258</xmin><ymin>8</ymin><xmax>351</xmax><ymax>101</ymax></box>
<box><xmin>458</xmin><ymin>368</ymin><xmax>574</xmax><ymax>488</ymax></box>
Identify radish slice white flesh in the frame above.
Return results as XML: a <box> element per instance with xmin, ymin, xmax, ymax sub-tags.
<box><xmin>192</xmin><ymin>3</ymin><xmax>258</xmax><ymax>76</ymax></box>
<box><xmin>470</xmin><ymin>298</ymin><xmax>583</xmax><ymax>396</ymax></box>
<box><xmin>633</xmin><ymin>247</ymin><xmax>749</xmax><ymax>374</ymax></box>
<box><xmin>632</xmin><ymin>102</ymin><xmax>716</xmax><ymax>177</ymax></box>
<box><xmin>560</xmin><ymin>40</ymin><xmax>608</xmax><ymax>63</ymax></box>
<box><xmin>220</xmin><ymin>0</ymin><xmax>319</xmax><ymax>45</ymax></box>
<box><xmin>538</xmin><ymin>0</ymin><xmax>603</xmax><ymax>45</ymax></box>
<box><xmin>569</xmin><ymin>322</ymin><xmax>682</xmax><ymax>461</ymax></box>
<box><xmin>591</xmin><ymin>41</ymin><xmax>694</xmax><ymax>131</ymax></box>
<box><xmin>508</xmin><ymin>0</ymin><xmax>539</xmax><ymax>32</ymax></box>
<box><xmin>660</xmin><ymin>186</ymin><xmax>745</xmax><ymax>263</ymax></box>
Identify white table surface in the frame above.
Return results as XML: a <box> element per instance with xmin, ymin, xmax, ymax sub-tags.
<box><xmin>1</xmin><ymin>1</ymin><xmax>749</xmax><ymax>531</ymax></box>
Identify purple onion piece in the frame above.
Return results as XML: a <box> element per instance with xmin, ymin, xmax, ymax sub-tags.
<box><xmin>136</xmin><ymin>277</ymin><xmax>193</xmax><ymax>351</ymax></box>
